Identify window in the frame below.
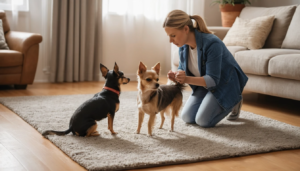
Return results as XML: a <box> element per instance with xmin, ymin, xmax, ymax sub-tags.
<box><xmin>103</xmin><ymin>0</ymin><xmax>170</xmax><ymax>20</ymax></box>
<box><xmin>0</xmin><ymin>0</ymin><xmax>29</xmax><ymax>11</ymax></box>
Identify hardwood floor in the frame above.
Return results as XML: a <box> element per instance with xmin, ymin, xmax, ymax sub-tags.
<box><xmin>0</xmin><ymin>77</ymin><xmax>299</xmax><ymax>171</ymax></box>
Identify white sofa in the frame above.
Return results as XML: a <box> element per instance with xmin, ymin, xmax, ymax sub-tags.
<box><xmin>171</xmin><ymin>5</ymin><xmax>300</xmax><ymax>101</ymax></box>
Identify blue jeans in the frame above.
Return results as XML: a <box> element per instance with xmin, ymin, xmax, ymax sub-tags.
<box><xmin>181</xmin><ymin>88</ymin><xmax>232</xmax><ymax>127</ymax></box>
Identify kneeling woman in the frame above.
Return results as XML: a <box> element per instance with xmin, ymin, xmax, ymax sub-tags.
<box><xmin>163</xmin><ymin>10</ymin><xmax>248</xmax><ymax>127</ymax></box>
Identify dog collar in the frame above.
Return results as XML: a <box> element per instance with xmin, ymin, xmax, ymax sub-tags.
<box><xmin>103</xmin><ymin>86</ymin><xmax>120</xmax><ymax>95</ymax></box>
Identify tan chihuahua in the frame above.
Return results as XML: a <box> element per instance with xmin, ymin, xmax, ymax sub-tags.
<box><xmin>136</xmin><ymin>62</ymin><xmax>185</xmax><ymax>136</ymax></box>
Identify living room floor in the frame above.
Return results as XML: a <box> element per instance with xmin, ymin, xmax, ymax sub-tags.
<box><xmin>0</xmin><ymin>76</ymin><xmax>299</xmax><ymax>171</ymax></box>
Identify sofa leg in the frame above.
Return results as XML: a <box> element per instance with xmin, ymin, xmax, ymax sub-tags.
<box><xmin>14</xmin><ymin>84</ymin><xmax>28</xmax><ymax>89</ymax></box>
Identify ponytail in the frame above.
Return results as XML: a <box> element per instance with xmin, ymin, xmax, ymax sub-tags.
<box><xmin>163</xmin><ymin>10</ymin><xmax>213</xmax><ymax>34</ymax></box>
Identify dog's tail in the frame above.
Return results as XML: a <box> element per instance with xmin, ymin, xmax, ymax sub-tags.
<box><xmin>175</xmin><ymin>82</ymin><xmax>186</xmax><ymax>91</ymax></box>
<box><xmin>42</xmin><ymin>128</ymin><xmax>72</xmax><ymax>136</ymax></box>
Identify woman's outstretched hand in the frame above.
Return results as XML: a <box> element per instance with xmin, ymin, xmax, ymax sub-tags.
<box><xmin>175</xmin><ymin>70</ymin><xmax>186</xmax><ymax>84</ymax></box>
<box><xmin>167</xmin><ymin>70</ymin><xmax>176</xmax><ymax>82</ymax></box>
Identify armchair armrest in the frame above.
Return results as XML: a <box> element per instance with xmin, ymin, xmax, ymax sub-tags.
<box><xmin>4</xmin><ymin>31</ymin><xmax>43</xmax><ymax>85</ymax></box>
<box><xmin>208</xmin><ymin>27</ymin><xmax>231</xmax><ymax>41</ymax></box>
<box><xmin>5</xmin><ymin>31</ymin><xmax>42</xmax><ymax>53</ymax></box>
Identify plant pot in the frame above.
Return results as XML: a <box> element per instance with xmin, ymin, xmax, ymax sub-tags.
<box><xmin>220</xmin><ymin>4</ymin><xmax>245</xmax><ymax>27</ymax></box>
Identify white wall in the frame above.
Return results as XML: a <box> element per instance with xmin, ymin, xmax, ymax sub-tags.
<box><xmin>203</xmin><ymin>0</ymin><xmax>222</xmax><ymax>26</ymax></box>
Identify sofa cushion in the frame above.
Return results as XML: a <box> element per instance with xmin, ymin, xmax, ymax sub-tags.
<box><xmin>268</xmin><ymin>54</ymin><xmax>300</xmax><ymax>81</ymax></box>
<box><xmin>281</xmin><ymin>6</ymin><xmax>300</xmax><ymax>49</ymax></box>
<box><xmin>235</xmin><ymin>49</ymin><xmax>300</xmax><ymax>76</ymax></box>
<box><xmin>223</xmin><ymin>16</ymin><xmax>275</xmax><ymax>50</ymax></box>
<box><xmin>239</xmin><ymin>5</ymin><xmax>297</xmax><ymax>48</ymax></box>
<box><xmin>227</xmin><ymin>46</ymin><xmax>248</xmax><ymax>57</ymax></box>
<box><xmin>0</xmin><ymin>50</ymin><xmax>23</xmax><ymax>67</ymax></box>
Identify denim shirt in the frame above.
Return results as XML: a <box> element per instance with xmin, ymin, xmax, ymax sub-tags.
<box><xmin>178</xmin><ymin>30</ymin><xmax>248</xmax><ymax>110</ymax></box>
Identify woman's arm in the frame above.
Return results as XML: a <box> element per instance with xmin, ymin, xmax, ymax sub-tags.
<box><xmin>204</xmin><ymin>42</ymin><xmax>223</xmax><ymax>85</ymax></box>
<box><xmin>175</xmin><ymin>70</ymin><xmax>207</xmax><ymax>87</ymax></box>
<box><xmin>184</xmin><ymin>76</ymin><xmax>207</xmax><ymax>87</ymax></box>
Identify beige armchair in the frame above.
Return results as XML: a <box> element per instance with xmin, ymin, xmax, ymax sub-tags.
<box><xmin>0</xmin><ymin>10</ymin><xmax>42</xmax><ymax>89</ymax></box>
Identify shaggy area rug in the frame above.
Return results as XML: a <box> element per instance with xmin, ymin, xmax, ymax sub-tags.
<box><xmin>0</xmin><ymin>91</ymin><xmax>300</xmax><ymax>171</ymax></box>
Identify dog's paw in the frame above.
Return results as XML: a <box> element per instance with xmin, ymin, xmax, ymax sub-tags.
<box><xmin>147</xmin><ymin>134</ymin><xmax>153</xmax><ymax>137</ymax></box>
<box><xmin>134</xmin><ymin>130</ymin><xmax>140</xmax><ymax>134</ymax></box>
<box><xmin>111</xmin><ymin>132</ymin><xmax>118</xmax><ymax>135</ymax></box>
<box><xmin>168</xmin><ymin>129</ymin><xmax>174</xmax><ymax>132</ymax></box>
<box><xmin>158</xmin><ymin>126</ymin><xmax>163</xmax><ymax>129</ymax></box>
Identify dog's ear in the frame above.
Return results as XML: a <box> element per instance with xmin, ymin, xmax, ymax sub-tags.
<box><xmin>151</xmin><ymin>62</ymin><xmax>160</xmax><ymax>75</ymax></box>
<box><xmin>138</xmin><ymin>62</ymin><xmax>147</xmax><ymax>75</ymax></box>
<box><xmin>113</xmin><ymin>62</ymin><xmax>119</xmax><ymax>76</ymax></box>
<box><xmin>100</xmin><ymin>63</ymin><xmax>109</xmax><ymax>78</ymax></box>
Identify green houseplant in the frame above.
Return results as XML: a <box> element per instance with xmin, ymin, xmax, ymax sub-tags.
<box><xmin>212</xmin><ymin>0</ymin><xmax>251</xmax><ymax>27</ymax></box>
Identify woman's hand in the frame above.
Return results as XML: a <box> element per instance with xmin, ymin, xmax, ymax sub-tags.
<box><xmin>167</xmin><ymin>70</ymin><xmax>176</xmax><ymax>82</ymax></box>
<box><xmin>175</xmin><ymin>70</ymin><xmax>186</xmax><ymax>84</ymax></box>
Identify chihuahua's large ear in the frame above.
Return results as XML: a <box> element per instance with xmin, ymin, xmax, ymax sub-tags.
<box><xmin>138</xmin><ymin>62</ymin><xmax>147</xmax><ymax>75</ymax></box>
<box><xmin>100</xmin><ymin>63</ymin><xmax>109</xmax><ymax>78</ymax></box>
<box><xmin>113</xmin><ymin>62</ymin><xmax>119</xmax><ymax>76</ymax></box>
<box><xmin>151</xmin><ymin>62</ymin><xmax>160</xmax><ymax>75</ymax></box>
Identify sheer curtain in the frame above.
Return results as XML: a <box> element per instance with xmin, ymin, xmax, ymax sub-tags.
<box><xmin>11</xmin><ymin>0</ymin><xmax>21</xmax><ymax>30</ymax></box>
<box><xmin>0</xmin><ymin>0</ymin><xmax>30</xmax><ymax>30</ymax></box>
<box><xmin>101</xmin><ymin>0</ymin><xmax>204</xmax><ymax>80</ymax></box>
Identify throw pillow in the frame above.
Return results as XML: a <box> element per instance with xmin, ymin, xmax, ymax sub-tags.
<box><xmin>0</xmin><ymin>19</ymin><xmax>9</xmax><ymax>49</ymax></box>
<box><xmin>281</xmin><ymin>5</ymin><xmax>300</xmax><ymax>49</ymax></box>
<box><xmin>223</xmin><ymin>15</ymin><xmax>275</xmax><ymax>50</ymax></box>
<box><xmin>239</xmin><ymin>5</ymin><xmax>297</xmax><ymax>48</ymax></box>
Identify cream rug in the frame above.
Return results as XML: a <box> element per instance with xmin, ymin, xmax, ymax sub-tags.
<box><xmin>1</xmin><ymin>91</ymin><xmax>300</xmax><ymax>171</ymax></box>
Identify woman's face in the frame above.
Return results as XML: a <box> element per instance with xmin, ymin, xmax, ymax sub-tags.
<box><xmin>164</xmin><ymin>26</ymin><xmax>189</xmax><ymax>47</ymax></box>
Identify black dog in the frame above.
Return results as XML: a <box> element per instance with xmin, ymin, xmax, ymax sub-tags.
<box><xmin>42</xmin><ymin>63</ymin><xmax>130</xmax><ymax>137</ymax></box>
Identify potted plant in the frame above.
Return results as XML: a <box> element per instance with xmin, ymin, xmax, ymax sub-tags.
<box><xmin>212</xmin><ymin>0</ymin><xmax>251</xmax><ymax>27</ymax></box>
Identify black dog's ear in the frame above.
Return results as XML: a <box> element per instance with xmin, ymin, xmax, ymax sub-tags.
<box><xmin>113</xmin><ymin>62</ymin><xmax>119</xmax><ymax>76</ymax></box>
<box><xmin>100</xmin><ymin>63</ymin><xmax>109</xmax><ymax>78</ymax></box>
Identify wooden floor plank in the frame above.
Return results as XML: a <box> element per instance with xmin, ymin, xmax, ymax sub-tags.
<box><xmin>0</xmin><ymin>144</ymin><xmax>26</xmax><ymax>171</ymax></box>
<box><xmin>0</xmin><ymin>132</ymin><xmax>50</xmax><ymax>171</ymax></box>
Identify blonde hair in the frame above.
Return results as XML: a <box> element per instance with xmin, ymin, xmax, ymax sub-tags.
<box><xmin>163</xmin><ymin>10</ymin><xmax>213</xmax><ymax>34</ymax></box>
